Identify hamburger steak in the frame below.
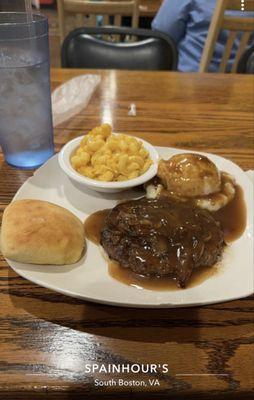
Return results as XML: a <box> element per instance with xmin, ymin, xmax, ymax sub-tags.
<box><xmin>101</xmin><ymin>198</ymin><xmax>224</xmax><ymax>288</ymax></box>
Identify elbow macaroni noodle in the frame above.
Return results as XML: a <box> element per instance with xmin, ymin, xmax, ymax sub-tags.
<box><xmin>71</xmin><ymin>124</ymin><xmax>152</xmax><ymax>182</ymax></box>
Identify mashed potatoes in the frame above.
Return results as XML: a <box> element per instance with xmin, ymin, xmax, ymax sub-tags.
<box><xmin>157</xmin><ymin>153</ymin><xmax>221</xmax><ymax>197</ymax></box>
<box><xmin>147</xmin><ymin>153</ymin><xmax>236</xmax><ymax>212</ymax></box>
<box><xmin>71</xmin><ymin>124</ymin><xmax>152</xmax><ymax>182</ymax></box>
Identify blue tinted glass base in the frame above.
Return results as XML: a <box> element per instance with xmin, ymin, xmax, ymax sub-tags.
<box><xmin>5</xmin><ymin>147</ymin><xmax>55</xmax><ymax>169</ymax></box>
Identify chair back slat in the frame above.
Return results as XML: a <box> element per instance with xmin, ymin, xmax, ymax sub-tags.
<box><xmin>88</xmin><ymin>14</ymin><xmax>97</xmax><ymax>27</ymax></box>
<box><xmin>231</xmin><ymin>31</ymin><xmax>251</xmax><ymax>71</ymax></box>
<box><xmin>103</xmin><ymin>15</ymin><xmax>110</xmax><ymax>25</ymax></box>
<box><xmin>199</xmin><ymin>0</ymin><xmax>254</xmax><ymax>73</ymax></box>
<box><xmin>57</xmin><ymin>0</ymin><xmax>65</xmax><ymax>44</ymax></box>
<box><xmin>199</xmin><ymin>0</ymin><xmax>226</xmax><ymax>72</ymax></box>
<box><xmin>114</xmin><ymin>14</ymin><xmax>121</xmax><ymax>26</ymax></box>
<box><xmin>219</xmin><ymin>31</ymin><xmax>237</xmax><ymax>72</ymax></box>
<box><xmin>131</xmin><ymin>0</ymin><xmax>139</xmax><ymax>28</ymax></box>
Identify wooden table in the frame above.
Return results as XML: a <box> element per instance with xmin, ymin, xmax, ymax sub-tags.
<box><xmin>0</xmin><ymin>69</ymin><xmax>253</xmax><ymax>400</ymax></box>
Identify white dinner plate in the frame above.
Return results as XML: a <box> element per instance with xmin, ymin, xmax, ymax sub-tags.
<box><xmin>6</xmin><ymin>146</ymin><xmax>254</xmax><ymax>308</ymax></box>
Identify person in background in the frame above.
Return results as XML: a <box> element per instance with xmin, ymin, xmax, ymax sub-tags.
<box><xmin>152</xmin><ymin>0</ymin><xmax>252</xmax><ymax>72</ymax></box>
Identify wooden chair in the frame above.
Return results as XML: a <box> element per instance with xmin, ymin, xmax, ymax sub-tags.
<box><xmin>199</xmin><ymin>0</ymin><xmax>254</xmax><ymax>73</ymax></box>
<box><xmin>57</xmin><ymin>0</ymin><xmax>140</xmax><ymax>44</ymax></box>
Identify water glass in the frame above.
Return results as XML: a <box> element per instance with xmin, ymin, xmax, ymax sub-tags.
<box><xmin>0</xmin><ymin>12</ymin><xmax>54</xmax><ymax>168</ymax></box>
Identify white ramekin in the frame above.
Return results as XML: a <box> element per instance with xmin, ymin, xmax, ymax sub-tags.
<box><xmin>58</xmin><ymin>135</ymin><xmax>159</xmax><ymax>193</ymax></box>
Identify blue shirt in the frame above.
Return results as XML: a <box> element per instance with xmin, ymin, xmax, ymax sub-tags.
<box><xmin>152</xmin><ymin>0</ymin><xmax>253</xmax><ymax>72</ymax></box>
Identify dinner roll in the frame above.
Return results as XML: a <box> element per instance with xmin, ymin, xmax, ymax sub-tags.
<box><xmin>0</xmin><ymin>199</ymin><xmax>85</xmax><ymax>265</ymax></box>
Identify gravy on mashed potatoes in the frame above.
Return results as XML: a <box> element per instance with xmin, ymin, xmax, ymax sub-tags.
<box><xmin>146</xmin><ymin>153</ymin><xmax>236</xmax><ymax>212</ymax></box>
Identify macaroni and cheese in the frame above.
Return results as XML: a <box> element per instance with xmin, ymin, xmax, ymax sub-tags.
<box><xmin>71</xmin><ymin>124</ymin><xmax>152</xmax><ymax>182</ymax></box>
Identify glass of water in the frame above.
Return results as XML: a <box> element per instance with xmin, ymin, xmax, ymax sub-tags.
<box><xmin>0</xmin><ymin>12</ymin><xmax>54</xmax><ymax>168</ymax></box>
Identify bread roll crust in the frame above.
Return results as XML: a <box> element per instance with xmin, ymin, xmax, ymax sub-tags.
<box><xmin>1</xmin><ymin>200</ymin><xmax>85</xmax><ymax>265</ymax></box>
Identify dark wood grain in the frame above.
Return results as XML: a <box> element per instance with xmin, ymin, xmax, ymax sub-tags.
<box><xmin>0</xmin><ymin>69</ymin><xmax>253</xmax><ymax>399</ymax></box>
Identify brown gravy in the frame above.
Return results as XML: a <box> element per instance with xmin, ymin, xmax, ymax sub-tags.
<box><xmin>213</xmin><ymin>185</ymin><xmax>246</xmax><ymax>243</ymax></box>
<box><xmin>84</xmin><ymin>209</ymin><xmax>110</xmax><ymax>245</ymax></box>
<box><xmin>84</xmin><ymin>185</ymin><xmax>246</xmax><ymax>290</ymax></box>
<box><xmin>108</xmin><ymin>260</ymin><xmax>219</xmax><ymax>290</ymax></box>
